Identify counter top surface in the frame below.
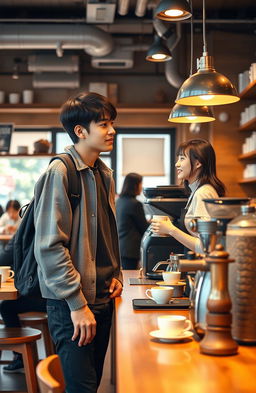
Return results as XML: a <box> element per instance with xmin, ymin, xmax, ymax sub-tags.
<box><xmin>115</xmin><ymin>271</ymin><xmax>256</xmax><ymax>393</ymax></box>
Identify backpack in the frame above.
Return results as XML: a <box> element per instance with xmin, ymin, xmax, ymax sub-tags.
<box><xmin>13</xmin><ymin>153</ymin><xmax>81</xmax><ymax>297</ymax></box>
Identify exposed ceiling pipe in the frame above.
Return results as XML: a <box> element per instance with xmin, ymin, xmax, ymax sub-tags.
<box><xmin>33</xmin><ymin>72</ymin><xmax>80</xmax><ymax>89</ymax></box>
<box><xmin>118</xmin><ymin>0</ymin><xmax>130</xmax><ymax>15</ymax></box>
<box><xmin>164</xmin><ymin>24</ymin><xmax>186</xmax><ymax>89</ymax></box>
<box><xmin>135</xmin><ymin>0</ymin><xmax>149</xmax><ymax>17</ymax></box>
<box><xmin>28</xmin><ymin>55</ymin><xmax>79</xmax><ymax>72</ymax></box>
<box><xmin>0</xmin><ymin>23</ymin><xmax>113</xmax><ymax>57</ymax></box>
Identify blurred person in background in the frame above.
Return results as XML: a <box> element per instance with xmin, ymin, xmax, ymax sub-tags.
<box><xmin>0</xmin><ymin>200</ymin><xmax>21</xmax><ymax>235</ymax></box>
<box><xmin>116</xmin><ymin>173</ymin><xmax>149</xmax><ymax>270</ymax></box>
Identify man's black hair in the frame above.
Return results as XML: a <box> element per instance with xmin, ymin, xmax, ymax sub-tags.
<box><xmin>60</xmin><ymin>92</ymin><xmax>117</xmax><ymax>143</ymax></box>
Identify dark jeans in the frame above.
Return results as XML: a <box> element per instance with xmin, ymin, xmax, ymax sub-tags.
<box><xmin>0</xmin><ymin>296</ymin><xmax>47</xmax><ymax>327</ymax></box>
<box><xmin>121</xmin><ymin>257</ymin><xmax>139</xmax><ymax>270</ymax></box>
<box><xmin>46</xmin><ymin>299</ymin><xmax>113</xmax><ymax>393</ymax></box>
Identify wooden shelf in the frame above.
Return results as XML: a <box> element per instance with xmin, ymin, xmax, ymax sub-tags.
<box><xmin>239</xmin><ymin>80</ymin><xmax>256</xmax><ymax>99</ymax></box>
<box><xmin>0</xmin><ymin>104</ymin><xmax>171</xmax><ymax>115</ymax></box>
<box><xmin>238</xmin><ymin>118</ymin><xmax>256</xmax><ymax>132</ymax></box>
<box><xmin>238</xmin><ymin>177</ymin><xmax>256</xmax><ymax>184</ymax></box>
<box><xmin>239</xmin><ymin>150</ymin><xmax>256</xmax><ymax>160</ymax></box>
<box><xmin>0</xmin><ymin>154</ymin><xmax>54</xmax><ymax>157</ymax></box>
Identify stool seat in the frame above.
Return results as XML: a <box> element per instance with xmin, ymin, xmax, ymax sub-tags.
<box><xmin>19</xmin><ymin>312</ymin><xmax>55</xmax><ymax>357</ymax></box>
<box><xmin>0</xmin><ymin>327</ymin><xmax>41</xmax><ymax>343</ymax></box>
<box><xmin>0</xmin><ymin>327</ymin><xmax>42</xmax><ymax>393</ymax></box>
<box><xmin>19</xmin><ymin>311</ymin><xmax>48</xmax><ymax>322</ymax></box>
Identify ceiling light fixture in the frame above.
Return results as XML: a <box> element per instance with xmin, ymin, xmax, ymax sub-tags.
<box><xmin>12</xmin><ymin>57</ymin><xmax>21</xmax><ymax>80</ymax></box>
<box><xmin>155</xmin><ymin>0</ymin><xmax>192</xmax><ymax>21</ymax></box>
<box><xmin>168</xmin><ymin>104</ymin><xmax>215</xmax><ymax>123</ymax></box>
<box><xmin>146</xmin><ymin>35</ymin><xmax>172</xmax><ymax>62</ymax></box>
<box><xmin>175</xmin><ymin>0</ymin><xmax>240</xmax><ymax>106</ymax></box>
<box><xmin>169</xmin><ymin>0</ymin><xmax>215</xmax><ymax>123</ymax></box>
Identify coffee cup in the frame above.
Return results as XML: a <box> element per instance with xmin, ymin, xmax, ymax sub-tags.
<box><xmin>0</xmin><ymin>266</ymin><xmax>15</xmax><ymax>282</ymax></box>
<box><xmin>152</xmin><ymin>215</ymin><xmax>169</xmax><ymax>222</ymax></box>
<box><xmin>22</xmin><ymin>90</ymin><xmax>34</xmax><ymax>104</ymax></box>
<box><xmin>145</xmin><ymin>286</ymin><xmax>173</xmax><ymax>304</ymax></box>
<box><xmin>157</xmin><ymin>315</ymin><xmax>192</xmax><ymax>335</ymax></box>
<box><xmin>9</xmin><ymin>93</ymin><xmax>20</xmax><ymax>104</ymax></box>
<box><xmin>162</xmin><ymin>271</ymin><xmax>181</xmax><ymax>285</ymax></box>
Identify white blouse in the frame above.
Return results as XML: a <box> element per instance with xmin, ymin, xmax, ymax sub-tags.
<box><xmin>184</xmin><ymin>181</ymin><xmax>219</xmax><ymax>253</ymax></box>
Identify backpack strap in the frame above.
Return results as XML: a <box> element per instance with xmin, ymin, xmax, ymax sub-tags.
<box><xmin>49</xmin><ymin>153</ymin><xmax>81</xmax><ymax>213</ymax></box>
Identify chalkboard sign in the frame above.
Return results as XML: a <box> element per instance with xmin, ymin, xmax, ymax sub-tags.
<box><xmin>0</xmin><ymin>123</ymin><xmax>13</xmax><ymax>153</ymax></box>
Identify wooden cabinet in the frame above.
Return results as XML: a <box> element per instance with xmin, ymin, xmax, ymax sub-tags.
<box><xmin>238</xmin><ymin>82</ymin><xmax>256</xmax><ymax>188</ymax></box>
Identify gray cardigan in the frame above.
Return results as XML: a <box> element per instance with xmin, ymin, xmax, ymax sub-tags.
<box><xmin>34</xmin><ymin>145</ymin><xmax>122</xmax><ymax>311</ymax></box>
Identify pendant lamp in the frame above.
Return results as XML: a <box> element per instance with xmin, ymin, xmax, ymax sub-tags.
<box><xmin>155</xmin><ymin>0</ymin><xmax>192</xmax><ymax>21</ymax></box>
<box><xmin>175</xmin><ymin>0</ymin><xmax>240</xmax><ymax>106</ymax></box>
<box><xmin>168</xmin><ymin>0</ymin><xmax>215</xmax><ymax>123</ymax></box>
<box><xmin>168</xmin><ymin>104</ymin><xmax>215</xmax><ymax>123</ymax></box>
<box><xmin>146</xmin><ymin>35</ymin><xmax>172</xmax><ymax>62</ymax></box>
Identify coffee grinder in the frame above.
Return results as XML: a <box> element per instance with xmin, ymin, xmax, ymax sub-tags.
<box><xmin>141</xmin><ymin>186</ymin><xmax>187</xmax><ymax>279</ymax></box>
<box><xmin>175</xmin><ymin>197</ymin><xmax>250</xmax><ymax>334</ymax></box>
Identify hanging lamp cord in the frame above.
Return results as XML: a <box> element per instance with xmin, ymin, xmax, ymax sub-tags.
<box><xmin>190</xmin><ymin>0</ymin><xmax>193</xmax><ymax>75</ymax></box>
<box><xmin>203</xmin><ymin>0</ymin><xmax>207</xmax><ymax>53</ymax></box>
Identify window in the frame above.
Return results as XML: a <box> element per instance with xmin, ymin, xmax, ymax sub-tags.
<box><xmin>115</xmin><ymin>129</ymin><xmax>175</xmax><ymax>194</ymax></box>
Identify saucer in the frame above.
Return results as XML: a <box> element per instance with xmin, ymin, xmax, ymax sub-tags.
<box><xmin>149</xmin><ymin>330</ymin><xmax>193</xmax><ymax>343</ymax></box>
<box><xmin>156</xmin><ymin>281</ymin><xmax>185</xmax><ymax>287</ymax></box>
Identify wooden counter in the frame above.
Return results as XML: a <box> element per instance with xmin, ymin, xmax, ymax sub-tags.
<box><xmin>114</xmin><ymin>271</ymin><xmax>256</xmax><ymax>393</ymax></box>
<box><xmin>0</xmin><ymin>280</ymin><xmax>18</xmax><ymax>300</ymax></box>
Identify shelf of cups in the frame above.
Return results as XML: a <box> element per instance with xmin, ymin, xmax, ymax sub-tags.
<box><xmin>238</xmin><ymin>177</ymin><xmax>256</xmax><ymax>184</ymax></box>
<box><xmin>239</xmin><ymin>80</ymin><xmax>256</xmax><ymax>99</ymax></box>
<box><xmin>238</xmin><ymin>150</ymin><xmax>256</xmax><ymax>160</ymax></box>
<box><xmin>238</xmin><ymin>118</ymin><xmax>256</xmax><ymax>132</ymax></box>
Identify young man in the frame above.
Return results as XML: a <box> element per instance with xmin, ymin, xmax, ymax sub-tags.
<box><xmin>34</xmin><ymin>92</ymin><xmax>123</xmax><ymax>393</ymax></box>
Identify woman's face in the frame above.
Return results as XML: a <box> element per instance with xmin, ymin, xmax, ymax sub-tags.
<box><xmin>175</xmin><ymin>151</ymin><xmax>201</xmax><ymax>184</ymax></box>
<box><xmin>7</xmin><ymin>207</ymin><xmax>19</xmax><ymax>221</ymax></box>
<box><xmin>175</xmin><ymin>153</ymin><xmax>192</xmax><ymax>182</ymax></box>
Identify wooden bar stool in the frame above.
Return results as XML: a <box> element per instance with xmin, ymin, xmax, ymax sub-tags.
<box><xmin>19</xmin><ymin>312</ymin><xmax>55</xmax><ymax>357</ymax></box>
<box><xmin>36</xmin><ymin>354</ymin><xmax>66</xmax><ymax>393</ymax></box>
<box><xmin>0</xmin><ymin>327</ymin><xmax>41</xmax><ymax>393</ymax></box>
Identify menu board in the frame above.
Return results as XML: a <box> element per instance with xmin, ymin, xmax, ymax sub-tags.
<box><xmin>0</xmin><ymin>123</ymin><xmax>14</xmax><ymax>153</ymax></box>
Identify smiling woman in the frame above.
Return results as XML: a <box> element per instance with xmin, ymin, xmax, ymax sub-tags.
<box><xmin>151</xmin><ymin>138</ymin><xmax>225</xmax><ymax>254</ymax></box>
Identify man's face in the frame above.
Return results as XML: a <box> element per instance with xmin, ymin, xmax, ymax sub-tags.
<box><xmin>83</xmin><ymin>117</ymin><xmax>116</xmax><ymax>153</ymax></box>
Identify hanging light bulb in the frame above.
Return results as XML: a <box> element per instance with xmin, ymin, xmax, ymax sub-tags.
<box><xmin>175</xmin><ymin>0</ymin><xmax>240</xmax><ymax>106</ymax></box>
<box><xmin>155</xmin><ymin>0</ymin><xmax>192</xmax><ymax>21</ymax></box>
<box><xmin>168</xmin><ymin>103</ymin><xmax>215</xmax><ymax>123</ymax></box>
<box><xmin>146</xmin><ymin>35</ymin><xmax>172</xmax><ymax>62</ymax></box>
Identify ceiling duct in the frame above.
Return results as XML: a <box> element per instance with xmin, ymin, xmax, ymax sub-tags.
<box><xmin>135</xmin><ymin>0</ymin><xmax>149</xmax><ymax>17</ymax></box>
<box><xmin>0</xmin><ymin>23</ymin><xmax>113</xmax><ymax>57</ymax></box>
<box><xmin>28</xmin><ymin>55</ymin><xmax>79</xmax><ymax>72</ymax></box>
<box><xmin>91</xmin><ymin>47</ymin><xmax>133</xmax><ymax>69</ymax></box>
<box><xmin>86</xmin><ymin>0</ymin><xmax>116</xmax><ymax>23</ymax></box>
<box><xmin>118</xmin><ymin>0</ymin><xmax>130</xmax><ymax>15</ymax></box>
<box><xmin>33</xmin><ymin>72</ymin><xmax>80</xmax><ymax>89</ymax></box>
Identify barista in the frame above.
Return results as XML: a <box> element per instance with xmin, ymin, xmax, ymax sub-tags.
<box><xmin>151</xmin><ymin>139</ymin><xmax>225</xmax><ymax>253</ymax></box>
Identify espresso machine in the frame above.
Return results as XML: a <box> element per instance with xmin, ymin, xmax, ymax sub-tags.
<box><xmin>141</xmin><ymin>186</ymin><xmax>187</xmax><ymax>278</ymax></box>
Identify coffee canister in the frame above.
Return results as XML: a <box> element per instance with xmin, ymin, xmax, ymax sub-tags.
<box><xmin>226</xmin><ymin>205</ymin><xmax>256</xmax><ymax>343</ymax></box>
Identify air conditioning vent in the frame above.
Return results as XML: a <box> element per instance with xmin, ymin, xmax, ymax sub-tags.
<box><xmin>91</xmin><ymin>48</ymin><xmax>133</xmax><ymax>69</ymax></box>
<box><xmin>86</xmin><ymin>1</ymin><xmax>116</xmax><ymax>24</ymax></box>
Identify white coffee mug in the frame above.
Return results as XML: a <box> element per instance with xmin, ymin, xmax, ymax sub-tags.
<box><xmin>0</xmin><ymin>266</ymin><xmax>15</xmax><ymax>282</ymax></box>
<box><xmin>9</xmin><ymin>93</ymin><xmax>20</xmax><ymax>104</ymax></box>
<box><xmin>0</xmin><ymin>91</ymin><xmax>5</xmax><ymax>104</ymax></box>
<box><xmin>22</xmin><ymin>90</ymin><xmax>34</xmax><ymax>104</ymax></box>
<box><xmin>162</xmin><ymin>271</ymin><xmax>181</xmax><ymax>285</ymax></box>
<box><xmin>145</xmin><ymin>286</ymin><xmax>173</xmax><ymax>304</ymax></box>
<box><xmin>157</xmin><ymin>315</ymin><xmax>192</xmax><ymax>335</ymax></box>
